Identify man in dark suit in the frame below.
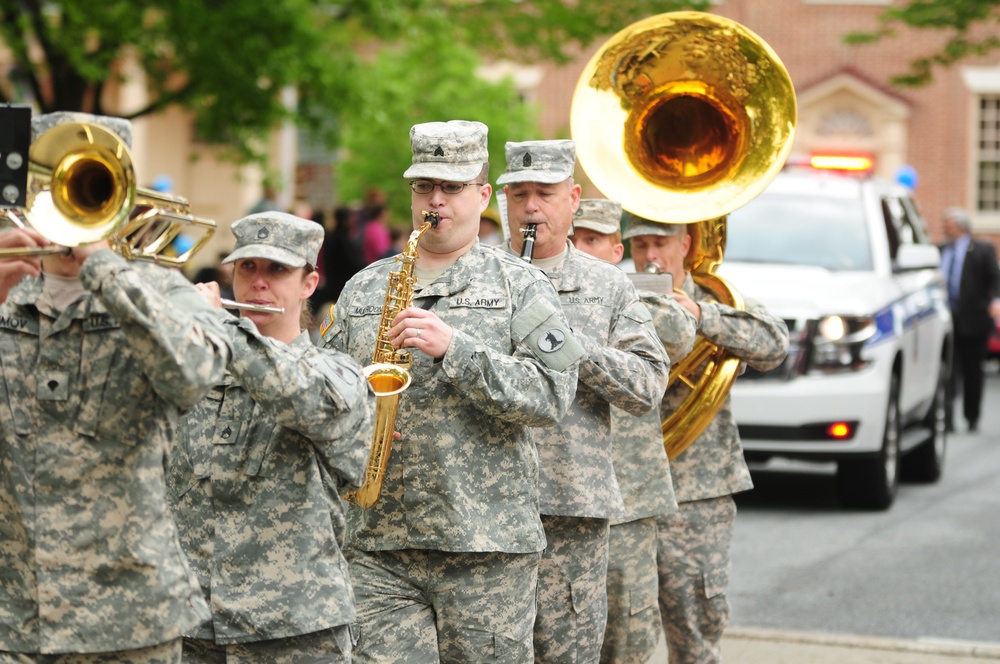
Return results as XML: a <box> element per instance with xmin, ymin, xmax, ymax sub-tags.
<box><xmin>940</xmin><ymin>206</ymin><xmax>1000</xmax><ymax>433</ymax></box>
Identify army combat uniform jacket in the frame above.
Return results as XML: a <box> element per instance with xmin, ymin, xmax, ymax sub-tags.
<box><xmin>610</xmin><ymin>291</ymin><xmax>697</xmax><ymax>524</ymax></box>
<box><xmin>323</xmin><ymin>241</ymin><xmax>584</xmax><ymax>554</ymax></box>
<box><xmin>531</xmin><ymin>244</ymin><xmax>670</xmax><ymax>519</ymax></box>
<box><xmin>0</xmin><ymin>251</ymin><xmax>230</xmax><ymax>654</ymax></box>
<box><xmin>666</xmin><ymin>274</ymin><xmax>789</xmax><ymax>501</ymax></box>
<box><xmin>169</xmin><ymin>323</ymin><xmax>373</xmax><ymax>644</ymax></box>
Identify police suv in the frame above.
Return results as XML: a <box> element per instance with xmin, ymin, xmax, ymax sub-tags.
<box><xmin>719</xmin><ymin>161</ymin><xmax>952</xmax><ymax>510</ymax></box>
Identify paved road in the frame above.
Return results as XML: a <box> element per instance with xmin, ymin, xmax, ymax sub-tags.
<box><xmin>650</xmin><ymin>371</ymin><xmax>1000</xmax><ymax>661</ymax></box>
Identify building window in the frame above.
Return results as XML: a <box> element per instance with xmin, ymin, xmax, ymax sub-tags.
<box><xmin>978</xmin><ymin>96</ymin><xmax>1000</xmax><ymax>212</ymax></box>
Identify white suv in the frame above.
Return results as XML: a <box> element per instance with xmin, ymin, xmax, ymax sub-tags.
<box><xmin>719</xmin><ymin>165</ymin><xmax>953</xmax><ymax>510</ymax></box>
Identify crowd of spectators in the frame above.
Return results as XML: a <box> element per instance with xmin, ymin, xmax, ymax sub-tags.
<box><xmin>190</xmin><ymin>186</ymin><xmax>506</xmax><ymax>329</ymax></box>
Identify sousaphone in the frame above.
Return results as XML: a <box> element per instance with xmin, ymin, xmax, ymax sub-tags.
<box><xmin>571</xmin><ymin>11</ymin><xmax>796</xmax><ymax>459</ymax></box>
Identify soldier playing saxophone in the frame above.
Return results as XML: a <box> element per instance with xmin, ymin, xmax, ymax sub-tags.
<box><xmin>321</xmin><ymin>120</ymin><xmax>584</xmax><ymax>664</ymax></box>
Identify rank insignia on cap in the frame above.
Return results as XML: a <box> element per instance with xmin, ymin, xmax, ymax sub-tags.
<box><xmin>538</xmin><ymin>328</ymin><xmax>566</xmax><ymax>353</ymax></box>
<box><xmin>434</xmin><ymin>146</ymin><xmax>445</xmax><ymax>157</ymax></box>
<box><xmin>257</xmin><ymin>227</ymin><xmax>270</xmax><ymax>239</ymax></box>
<box><xmin>523</xmin><ymin>152</ymin><xmax>532</xmax><ymax>167</ymax></box>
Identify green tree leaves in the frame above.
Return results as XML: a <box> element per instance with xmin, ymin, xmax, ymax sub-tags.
<box><xmin>845</xmin><ymin>0</ymin><xmax>1000</xmax><ymax>87</ymax></box>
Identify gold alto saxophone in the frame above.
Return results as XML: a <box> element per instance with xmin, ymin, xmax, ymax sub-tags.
<box><xmin>345</xmin><ymin>210</ymin><xmax>440</xmax><ymax>508</ymax></box>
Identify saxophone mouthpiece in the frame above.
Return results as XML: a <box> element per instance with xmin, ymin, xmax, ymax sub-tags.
<box><xmin>422</xmin><ymin>211</ymin><xmax>441</xmax><ymax>228</ymax></box>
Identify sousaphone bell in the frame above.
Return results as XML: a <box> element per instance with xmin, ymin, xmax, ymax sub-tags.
<box><xmin>571</xmin><ymin>11</ymin><xmax>797</xmax><ymax>459</ymax></box>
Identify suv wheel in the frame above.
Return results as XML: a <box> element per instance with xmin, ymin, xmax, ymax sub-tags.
<box><xmin>902</xmin><ymin>361</ymin><xmax>948</xmax><ymax>483</ymax></box>
<box><xmin>836</xmin><ymin>372</ymin><xmax>901</xmax><ymax>510</ymax></box>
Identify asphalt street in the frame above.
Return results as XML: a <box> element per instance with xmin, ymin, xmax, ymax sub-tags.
<box><xmin>651</xmin><ymin>365</ymin><xmax>1000</xmax><ymax>664</ymax></box>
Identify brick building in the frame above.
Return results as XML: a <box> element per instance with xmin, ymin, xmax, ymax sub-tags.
<box><xmin>500</xmin><ymin>0</ymin><xmax>1000</xmax><ymax>247</ymax></box>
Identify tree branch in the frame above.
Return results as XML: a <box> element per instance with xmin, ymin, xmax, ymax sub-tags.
<box><xmin>120</xmin><ymin>87</ymin><xmax>190</xmax><ymax>121</ymax></box>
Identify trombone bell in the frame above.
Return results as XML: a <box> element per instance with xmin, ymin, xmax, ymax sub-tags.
<box><xmin>27</xmin><ymin>122</ymin><xmax>136</xmax><ymax>246</ymax></box>
<box><xmin>0</xmin><ymin>120</ymin><xmax>215</xmax><ymax>266</ymax></box>
<box><xmin>570</xmin><ymin>11</ymin><xmax>796</xmax><ymax>224</ymax></box>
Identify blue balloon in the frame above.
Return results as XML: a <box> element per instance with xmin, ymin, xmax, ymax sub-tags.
<box><xmin>895</xmin><ymin>164</ymin><xmax>918</xmax><ymax>191</ymax></box>
<box><xmin>172</xmin><ymin>233</ymin><xmax>195</xmax><ymax>255</ymax></box>
<box><xmin>152</xmin><ymin>174</ymin><xmax>174</xmax><ymax>192</ymax></box>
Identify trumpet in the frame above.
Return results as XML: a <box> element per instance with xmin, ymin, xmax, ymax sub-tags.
<box><xmin>0</xmin><ymin>121</ymin><xmax>214</xmax><ymax>265</ymax></box>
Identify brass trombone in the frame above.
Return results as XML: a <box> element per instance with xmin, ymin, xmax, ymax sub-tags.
<box><xmin>1</xmin><ymin>120</ymin><xmax>291</xmax><ymax>317</ymax></box>
<box><xmin>0</xmin><ymin>121</ymin><xmax>214</xmax><ymax>265</ymax></box>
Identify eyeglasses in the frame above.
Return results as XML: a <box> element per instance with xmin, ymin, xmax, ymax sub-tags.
<box><xmin>410</xmin><ymin>181</ymin><xmax>482</xmax><ymax>195</ymax></box>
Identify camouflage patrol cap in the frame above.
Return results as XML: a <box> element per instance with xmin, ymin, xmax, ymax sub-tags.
<box><xmin>222</xmin><ymin>211</ymin><xmax>324</xmax><ymax>268</ymax></box>
<box><xmin>31</xmin><ymin>111</ymin><xmax>132</xmax><ymax>148</ymax></box>
<box><xmin>497</xmin><ymin>139</ymin><xmax>576</xmax><ymax>185</ymax></box>
<box><xmin>403</xmin><ymin>120</ymin><xmax>489</xmax><ymax>182</ymax></box>
<box><xmin>622</xmin><ymin>212</ymin><xmax>684</xmax><ymax>240</ymax></box>
<box><xmin>573</xmin><ymin>199</ymin><xmax>622</xmax><ymax>235</ymax></box>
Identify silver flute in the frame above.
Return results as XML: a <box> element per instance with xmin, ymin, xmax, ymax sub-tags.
<box><xmin>220</xmin><ymin>299</ymin><xmax>285</xmax><ymax>314</ymax></box>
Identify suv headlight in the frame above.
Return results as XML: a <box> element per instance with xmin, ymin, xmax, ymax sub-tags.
<box><xmin>809</xmin><ymin>315</ymin><xmax>876</xmax><ymax>373</ymax></box>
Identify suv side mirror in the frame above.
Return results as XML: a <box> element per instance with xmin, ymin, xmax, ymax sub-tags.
<box><xmin>894</xmin><ymin>244</ymin><xmax>941</xmax><ymax>271</ymax></box>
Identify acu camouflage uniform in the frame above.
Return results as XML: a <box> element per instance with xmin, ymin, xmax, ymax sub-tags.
<box><xmin>528</xmin><ymin>244</ymin><xmax>669</xmax><ymax>664</ymax></box>
<box><xmin>656</xmin><ymin>272</ymin><xmax>788</xmax><ymax>664</ymax></box>
<box><xmin>568</xmin><ymin>199</ymin><xmax>698</xmax><ymax>664</ymax></box>
<box><xmin>324</xmin><ymin>242</ymin><xmax>583</xmax><ymax>663</ymax></box>
<box><xmin>500</xmin><ymin>141</ymin><xmax>670</xmax><ymax>664</ymax></box>
<box><xmin>168</xmin><ymin>213</ymin><xmax>373</xmax><ymax>662</ymax></box>
<box><xmin>0</xmin><ymin>251</ymin><xmax>230</xmax><ymax>656</ymax></box>
<box><xmin>323</xmin><ymin>118</ymin><xmax>585</xmax><ymax>664</ymax></box>
<box><xmin>601</xmin><ymin>289</ymin><xmax>696</xmax><ymax>664</ymax></box>
<box><xmin>170</xmin><ymin>327</ymin><xmax>371</xmax><ymax>660</ymax></box>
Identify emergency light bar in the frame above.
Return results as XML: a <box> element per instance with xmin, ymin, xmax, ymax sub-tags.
<box><xmin>809</xmin><ymin>155</ymin><xmax>873</xmax><ymax>172</ymax></box>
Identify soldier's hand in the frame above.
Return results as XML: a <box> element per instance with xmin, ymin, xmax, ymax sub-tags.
<box><xmin>0</xmin><ymin>228</ymin><xmax>49</xmax><ymax>303</ymax></box>
<box><xmin>671</xmin><ymin>290</ymin><xmax>702</xmax><ymax>325</ymax></box>
<box><xmin>389</xmin><ymin>307</ymin><xmax>453</xmax><ymax>360</ymax></box>
<box><xmin>194</xmin><ymin>281</ymin><xmax>223</xmax><ymax>308</ymax></box>
<box><xmin>69</xmin><ymin>239</ymin><xmax>112</xmax><ymax>266</ymax></box>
